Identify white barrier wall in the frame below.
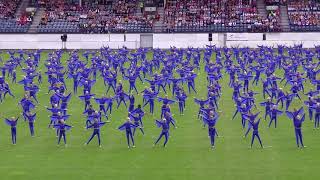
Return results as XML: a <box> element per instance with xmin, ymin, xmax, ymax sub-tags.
<box><xmin>153</xmin><ymin>33</ymin><xmax>219</xmax><ymax>48</ymax></box>
<box><xmin>153</xmin><ymin>32</ymin><xmax>320</xmax><ymax>48</ymax></box>
<box><xmin>225</xmin><ymin>33</ymin><xmax>320</xmax><ymax>48</ymax></box>
<box><xmin>0</xmin><ymin>33</ymin><xmax>319</xmax><ymax>49</ymax></box>
<box><xmin>0</xmin><ymin>34</ymin><xmax>140</xmax><ymax>49</ymax></box>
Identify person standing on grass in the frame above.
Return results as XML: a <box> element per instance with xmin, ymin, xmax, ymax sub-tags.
<box><xmin>203</xmin><ymin>111</ymin><xmax>219</xmax><ymax>149</ymax></box>
<box><xmin>79</xmin><ymin>91</ymin><xmax>95</xmax><ymax>111</ymax></box>
<box><xmin>249</xmin><ymin>118</ymin><xmax>263</xmax><ymax>149</ymax></box>
<box><xmin>19</xmin><ymin>93</ymin><xmax>35</xmax><ymax>116</ymax></box>
<box><xmin>124</xmin><ymin>73</ymin><xmax>140</xmax><ymax>94</ymax></box>
<box><xmin>12</xmin><ymin>70</ymin><xmax>16</xmax><ymax>83</ymax></box>
<box><xmin>143</xmin><ymin>90</ymin><xmax>158</xmax><ymax>114</ymax></box>
<box><xmin>194</xmin><ymin>98</ymin><xmax>209</xmax><ymax>120</ymax></box>
<box><xmin>5</xmin><ymin>116</ymin><xmax>19</xmax><ymax>145</ymax></box>
<box><xmin>176</xmin><ymin>89</ymin><xmax>187</xmax><ymax>115</ymax></box>
<box><xmin>286</xmin><ymin>110</ymin><xmax>306</xmax><ymax>148</ymax></box>
<box><xmin>94</xmin><ymin>96</ymin><xmax>109</xmax><ymax>118</ymax></box>
<box><xmin>128</xmin><ymin>93</ymin><xmax>135</xmax><ymax>112</ymax></box>
<box><xmin>23</xmin><ymin>112</ymin><xmax>36</xmax><ymax>137</ymax></box>
<box><xmin>304</xmin><ymin>97</ymin><xmax>316</xmax><ymax>121</ymax></box>
<box><xmin>85</xmin><ymin>119</ymin><xmax>106</xmax><ymax>147</ymax></box>
<box><xmin>310</xmin><ymin>103</ymin><xmax>320</xmax><ymax>129</ymax></box>
<box><xmin>268</xmin><ymin>105</ymin><xmax>283</xmax><ymax>128</ymax></box>
<box><xmin>68</xmin><ymin>71</ymin><xmax>80</xmax><ymax>94</ymax></box>
<box><xmin>129</xmin><ymin>105</ymin><xmax>145</xmax><ymax>136</ymax></box>
<box><xmin>243</xmin><ymin>112</ymin><xmax>260</xmax><ymax>138</ymax></box>
<box><xmin>260</xmin><ymin>97</ymin><xmax>274</xmax><ymax>121</ymax></box>
<box><xmin>154</xmin><ymin>118</ymin><xmax>170</xmax><ymax>147</ymax></box>
<box><xmin>118</xmin><ymin>117</ymin><xmax>138</xmax><ymax>148</ymax></box>
<box><xmin>54</xmin><ymin>120</ymin><xmax>72</xmax><ymax>147</ymax></box>
<box><xmin>130</xmin><ymin>104</ymin><xmax>145</xmax><ymax>120</ymax></box>
<box><xmin>58</xmin><ymin>92</ymin><xmax>72</xmax><ymax>115</ymax></box>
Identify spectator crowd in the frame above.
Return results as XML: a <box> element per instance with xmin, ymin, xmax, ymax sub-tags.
<box><xmin>2</xmin><ymin>0</ymin><xmax>320</xmax><ymax>33</ymax></box>
<box><xmin>288</xmin><ymin>0</ymin><xmax>320</xmax><ymax>28</ymax></box>
<box><xmin>38</xmin><ymin>0</ymin><xmax>156</xmax><ymax>33</ymax></box>
<box><xmin>163</xmin><ymin>0</ymin><xmax>281</xmax><ymax>33</ymax></box>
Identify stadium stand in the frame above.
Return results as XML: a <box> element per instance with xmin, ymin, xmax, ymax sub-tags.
<box><xmin>162</xmin><ymin>0</ymin><xmax>284</xmax><ymax>33</ymax></box>
<box><xmin>37</xmin><ymin>0</ymin><xmax>154</xmax><ymax>33</ymax></box>
<box><xmin>0</xmin><ymin>0</ymin><xmax>33</xmax><ymax>33</ymax></box>
<box><xmin>1</xmin><ymin>0</ymin><xmax>320</xmax><ymax>33</ymax></box>
<box><xmin>287</xmin><ymin>0</ymin><xmax>320</xmax><ymax>31</ymax></box>
<box><xmin>263</xmin><ymin>0</ymin><xmax>282</xmax><ymax>32</ymax></box>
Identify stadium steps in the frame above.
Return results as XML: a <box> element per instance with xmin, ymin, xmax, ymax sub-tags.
<box><xmin>135</xmin><ymin>3</ymin><xmax>143</xmax><ymax>18</ymax></box>
<box><xmin>279</xmin><ymin>5</ymin><xmax>290</xmax><ymax>32</ymax></box>
<box><xmin>157</xmin><ymin>7</ymin><xmax>164</xmax><ymax>21</ymax></box>
<box><xmin>153</xmin><ymin>7</ymin><xmax>164</xmax><ymax>33</ymax></box>
<box><xmin>256</xmin><ymin>0</ymin><xmax>268</xmax><ymax>19</ymax></box>
<box><xmin>15</xmin><ymin>0</ymin><xmax>30</xmax><ymax>17</ymax></box>
<box><xmin>136</xmin><ymin>1</ymin><xmax>143</xmax><ymax>13</ymax></box>
<box><xmin>28</xmin><ymin>8</ymin><xmax>45</xmax><ymax>33</ymax></box>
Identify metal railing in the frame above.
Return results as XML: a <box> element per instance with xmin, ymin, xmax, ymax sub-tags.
<box><xmin>2</xmin><ymin>24</ymin><xmax>320</xmax><ymax>34</ymax></box>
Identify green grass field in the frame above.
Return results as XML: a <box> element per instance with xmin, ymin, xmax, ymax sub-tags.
<box><xmin>0</xmin><ymin>50</ymin><xmax>319</xmax><ymax>180</ymax></box>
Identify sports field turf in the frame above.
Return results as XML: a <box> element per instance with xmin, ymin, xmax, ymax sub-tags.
<box><xmin>0</xmin><ymin>50</ymin><xmax>318</xmax><ymax>180</ymax></box>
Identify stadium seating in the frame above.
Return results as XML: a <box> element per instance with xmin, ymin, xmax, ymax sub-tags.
<box><xmin>288</xmin><ymin>0</ymin><xmax>320</xmax><ymax>31</ymax></box>
<box><xmin>37</xmin><ymin>0</ymin><xmax>153</xmax><ymax>33</ymax></box>
<box><xmin>0</xmin><ymin>19</ymin><xmax>30</xmax><ymax>33</ymax></box>
<box><xmin>0</xmin><ymin>0</ymin><xmax>27</xmax><ymax>33</ymax></box>
<box><xmin>263</xmin><ymin>0</ymin><xmax>281</xmax><ymax>32</ymax></box>
<box><xmin>162</xmin><ymin>0</ymin><xmax>281</xmax><ymax>33</ymax></box>
<box><xmin>1</xmin><ymin>0</ymin><xmax>320</xmax><ymax>33</ymax></box>
<box><xmin>0</xmin><ymin>0</ymin><xmax>34</xmax><ymax>33</ymax></box>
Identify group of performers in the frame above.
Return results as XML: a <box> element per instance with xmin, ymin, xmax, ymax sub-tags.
<box><xmin>1</xmin><ymin>44</ymin><xmax>319</xmax><ymax>149</ymax></box>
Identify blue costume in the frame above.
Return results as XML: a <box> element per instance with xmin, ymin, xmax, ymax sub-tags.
<box><xmin>286</xmin><ymin>110</ymin><xmax>306</xmax><ymax>148</ymax></box>
<box><xmin>54</xmin><ymin>121</ymin><xmax>72</xmax><ymax>145</ymax></box>
<box><xmin>118</xmin><ymin>119</ymin><xmax>138</xmax><ymax>148</ymax></box>
<box><xmin>154</xmin><ymin>119</ymin><xmax>170</xmax><ymax>147</ymax></box>
<box><xmin>24</xmin><ymin>112</ymin><xmax>36</xmax><ymax>136</ymax></box>
<box><xmin>249</xmin><ymin>119</ymin><xmax>263</xmax><ymax>148</ymax></box>
<box><xmin>86</xmin><ymin>120</ymin><xmax>106</xmax><ymax>146</ymax></box>
<box><xmin>5</xmin><ymin>117</ymin><xmax>19</xmax><ymax>144</ymax></box>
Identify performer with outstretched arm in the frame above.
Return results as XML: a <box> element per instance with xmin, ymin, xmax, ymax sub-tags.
<box><xmin>118</xmin><ymin>117</ymin><xmax>138</xmax><ymax>148</ymax></box>
<box><xmin>85</xmin><ymin>119</ymin><xmax>106</xmax><ymax>147</ymax></box>
<box><xmin>4</xmin><ymin>116</ymin><xmax>19</xmax><ymax>144</ymax></box>
<box><xmin>154</xmin><ymin>118</ymin><xmax>170</xmax><ymax>147</ymax></box>
<box><xmin>286</xmin><ymin>108</ymin><xmax>306</xmax><ymax>148</ymax></box>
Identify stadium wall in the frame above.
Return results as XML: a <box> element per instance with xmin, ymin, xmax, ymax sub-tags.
<box><xmin>225</xmin><ymin>33</ymin><xmax>320</xmax><ymax>48</ymax></box>
<box><xmin>153</xmin><ymin>33</ymin><xmax>220</xmax><ymax>48</ymax></box>
<box><xmin>0</xmin><ymin>33</ymin><xmax>319</xmax><ymax>49</ymax></box>
<box><xmin>0</xmin><ymin>34</ymin><xmax>140</xmax><ymax>49</ymax></box>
